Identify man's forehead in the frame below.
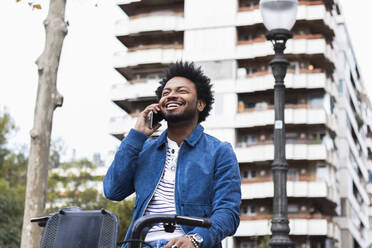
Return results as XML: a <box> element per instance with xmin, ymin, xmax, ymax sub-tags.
<box><xmin>164</xmin><ymin>76</ymin><xmax>195</xmax><ymax>89</ymax></box>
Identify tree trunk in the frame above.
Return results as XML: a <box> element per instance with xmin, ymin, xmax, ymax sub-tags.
<box><xmin>21</xmin><ymin>1</ymin><xmax>67</xmax><ymax>247</ymax></box>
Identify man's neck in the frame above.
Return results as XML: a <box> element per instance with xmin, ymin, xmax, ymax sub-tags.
<box><xmin>167</xmin><ymin>118</ymin><xmax>198</xmax><ymax>147</ymax></box>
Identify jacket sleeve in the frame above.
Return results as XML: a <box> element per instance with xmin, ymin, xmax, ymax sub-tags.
<box><xmin>188</xmin><ymin>142</ymin><xmax>241</xmax><ymax>247</ymax></box>
<box><xmin>103</xmin><ymin>129</ymin><xmax>148</xmax><ymax>201</ymax></box>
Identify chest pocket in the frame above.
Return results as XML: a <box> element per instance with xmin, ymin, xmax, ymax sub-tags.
<box><xmin>181</xmin><ymin>203</ymin><xmax>212</xmax><ymax>218</ymax></box>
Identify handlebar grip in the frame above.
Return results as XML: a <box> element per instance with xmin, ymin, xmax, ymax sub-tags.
<box><xmin>175</xmin><ymin>216</ymin><xmax>212</xmax><ymax>228</ymax></box>
<box><xmin>30</xmin><ymin>216</ymin><xmax>49</xmax><ymax>227</ymax></box>
<box><xmin>30</xmin><ymin>216</ymin><xmax>49</xmax><ymax>223</ymax></box>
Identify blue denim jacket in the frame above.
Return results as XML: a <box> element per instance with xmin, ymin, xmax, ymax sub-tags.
<box><xmin>103</xmin><ymin>124</ymin><xmax>241</xmax><ymax>248</ymax></box>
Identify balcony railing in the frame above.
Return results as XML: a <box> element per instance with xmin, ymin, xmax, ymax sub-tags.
<box><xmin>127</xmin><ymin>44</ymin><xmax>183</xmax><ymax>52</ymax></box>
<box><xmin>241</xmin><ymin>181</ymin><xmax>339</xmax><ymax>203</ymax></box>
<box><xmin>109</xmin><ymin>115</ymin><xmax>166</xmax><ymax>137</ymax></box>
<box><xmin>110</xmin><ymin>81</ymin><xmax>158</xmax><ymax>102</ymax></box>
<box><xmin>235</xmin><ymin>36</ymin><xmax>335</xmax><ymax>63</ymax></box>
<box><xmin>236</xmin><ymin>138</ymin><xmax>323</xmax><ymax>148</ymax></box>
<box><xmin>113</xmin><ymin>46</ymin><xmax>183</xmax><ymax>68</ymax></box>
<box><xmin>235</xmin><ymin>217</ymin><xmax>340</xmax><ymax>238</ymax></box>
<box><xmin>237</xmin><ymin>103</ymin><xmax>321</xmax><ymax>114</ymax></box>
<box><xmin>241</xmin><ymin>175</ymin><xmax>315</xmax><ymax>184</ymax></box>
<box><xmin>238</xmin><ymin>1</ymin><xmax>324</xmax><ymax>12</ymax></box>
<box><xmin>237</xmin><ymin>34</ymin><xmax>324</xmax><ymax>46</ymax></box>
<box><xmin>205</xmin><ymin>108</ymin><xmax>330</xmax><ymax>130</ymax></box>
<box><xmin>236</xmin><ymin>70</ymin><xmax>329</xmax><ymax>94</ymax></box>
<box><xmin>235</xmin><ymin>143</ymin><xmax>328</xmax><ymax>163</ymax></box>
<box><xmin>240</xmin><ymin>213</ymin><xmax>331</xmax><ymax>221</ymax></box>
<box><xmin>236</xmin><ymin>4</ymin><xmax>337</xmax><ymax>40</ymax></box>
<box><xmin>115</xmin><ymin>13</ymin><xmax>184</xmax><ymax>35</ymax></box>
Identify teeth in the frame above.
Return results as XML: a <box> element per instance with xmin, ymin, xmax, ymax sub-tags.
<box><xmin>167</xmin><ymin>103</ymin><xmax>179</xmax><ymax>108</ymax></box>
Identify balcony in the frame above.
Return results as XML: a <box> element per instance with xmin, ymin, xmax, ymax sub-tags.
<box><xmin>115</xmin><ymin>14</ymin><xmax>184</xmax><ymax>36</ymax></box>
<box><xmin>114</xmin><ymin>46</ymin><xmax>183</xmax><ymax>70</ymax></box>
<box><xmin>235</xmin><ymin>143</ymin><xmax>327</xmax><ymax>163</ymax></box>
<box><xmin>116</xmin><ymin>0</ymin><xmax>138</xmax><ymax>5</ymax></box>
<box><xmin>241</xmin><ymin>181</ymin><xmax>338</xmax><ymax>204</ymax></box>
<box><xmin>236</xmin><ymin>107</ymin><xmax>327</xmax><ymax>127</ymax></box>
<box><xmin>236</xmin><ymin>2</ymin><xmax>337</xmax><ymax>33</ymax></box>
<box><xmin>235</xmin><ymin>35</ymin><xmax>335</xmax><ymax>63</ymax></box>
<box><xmin>117</xmin><ymin>0</ymin><xmax>184</xmax><ymax>17</ymax></box>
<box><xmin>236</xmin><ymin>70</ymin><xmax>329</xmax><ymax>93</ymax></box>
<box><xmin>109</xmin><ymin>115</ymin><xmax>166</xmax><ymax>140</ymax></box>
<box><xmin>205</xmin><ymin>107</ymin><xmax>335</xmax><ymax>132</ymax></box>
<box><xmin>109</xmin><ymin>115</ymin><xmax>137</xmax><ymax>140</ymax></box>
<box><xmin>111</xmin><ymin>81</ymin><xmax>158</xmax><ymax>102</ymax></box>
<box><xmin>235</xmin><ymin>217</ymin><xmax>340</xmax><ymax>239</ymax></box>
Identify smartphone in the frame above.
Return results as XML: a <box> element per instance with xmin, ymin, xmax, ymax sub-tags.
<box><xmin>148</xmin><ymin>111</ymin><xmax>164</xmax><ymax>129</ymax></box>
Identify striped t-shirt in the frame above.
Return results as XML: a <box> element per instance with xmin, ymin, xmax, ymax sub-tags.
<box><xmin>144</xmin><ymin>138</ymin><xmax>185</xmax><ymax>242</ymax></box>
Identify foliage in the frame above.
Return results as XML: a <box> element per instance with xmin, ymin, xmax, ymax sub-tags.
<box><xmin>0</xmin><ymin>110</ymin><xmax>27</xmax><ymax>248</ymax></box>
<box><xmin>355</xmin><ymin>114</ymin><xmax>364</xmax><ymax>130</ymax></box>
<box><xmin>0</xmin><ymin>109</ymin><xmax>134</xmax><ymax>244</ymax></box>
<box><xmin>252</xmin><ymin>236</ymin><xmax>270</xmax><ymax>248</ymax></box>
<box><xmin>0</xmin><ymin>195</ymin><xmax>24</xmax><ymax>248</ymax></box>
<box><xmin>47</xmin><ymin>159</ymin><xmax>134</xmax><ymax>239</ymax></box>
<box><xmin>258</xmin><ymin>236</ymin><xmax>270</xmax><ymax>248</ymax></box>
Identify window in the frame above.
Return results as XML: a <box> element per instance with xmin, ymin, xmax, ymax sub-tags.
<box><xmin>288</xmin><ymin>61</ymin><xmax>298</xmax><ymax>71</ymax></box>
<box><xmin>146</xmin><ymin>73</ymin><xmax>161</xmax><ymax>80</ymax></box>
<box><xmin>338</xmin><ymin>79</ymin><xmax>343</xmax><ymax>93</ymax></box>
<box><xmin>241</xmin><ymin>205</ymin><xmax>257</xmax><ymax>216</ymax></box>
<box><xmin>288</xmin><ymin>169</ymin><xmax>299</xmax><ymax>180</ymax></box>
<box><xmin>316</xmin><ymin>166</ymin><xmax>329</xmax><ymax>181</ymax></box>
<box><xmin>288</xmin><ymin>204</ymin><xmax>299</xmax><ymax>214</ymax></box>
<box><xmin>330</xmin><ymin>96</ymin><xmax>336</xmax><ymax>114</ymax></box>
<box><xmin>245</xmin><ymin>101</ymin><xmax>256</xmax><ymax>109</ymax></box>
<box><xmin>241</xmin><ymin>169</ymin><xmax>257</xmax><ymax>180</ymax></box>
<box><xmin>241</xmin><ymin>135</ymin><xmax>257</xmax><ymax>146</ymax></box>
<box><xmin>368</xmin><ymin>170</ymin><xmax>372</xmax><ymax>183</ymax></box>
<box><xmin>285</xmin><ymin>97</ymin><xmax>298</xmax><ymax>105</ymax></box>
<box><xmin>240</xmin><ymin>241</ymin><xmax>255</xmax><ymax>248</ymax></box>
<box><xmin>286</xmin><ymin>132</ymin><xmax>298</xmax><ymax>143</ymax></box>
<box><xmin>237</xmin><ymin>68</ymin><xmax>246</xmax><ymax>79</ymax></box>
<box><xmin>308</xmin><ymin>92</ymin><xmax>324</xmax><ymax>107</ymax></box>
<box><xmin>310</xmin><ymin>131</ymin><xmax>325</xmax><ymax>143</ymax></box>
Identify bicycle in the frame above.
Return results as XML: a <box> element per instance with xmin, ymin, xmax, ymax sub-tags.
<box><xmin>31</xmin><ymin>207</ymin><xmax>211</xmax><ymax>248</ymax></box>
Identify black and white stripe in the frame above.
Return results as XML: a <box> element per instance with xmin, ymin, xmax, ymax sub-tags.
<box><xmin>144</xmin><ymin>138</ymin><xmax>184</xmax><ymax>241</ymax></box>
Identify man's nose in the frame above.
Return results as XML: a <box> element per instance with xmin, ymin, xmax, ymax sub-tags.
<box><xmin>166</xmin><ymin>90</ymin><xmax>179</xmax><ymax>99</ymax></box>
<box><xmin>165</xmin><ymin>96</ymin><xmax>179</xmax><ymax>103</ymax></box>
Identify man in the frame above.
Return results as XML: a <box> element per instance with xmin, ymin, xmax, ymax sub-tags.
<box><xmin>104</xmin><ymin>62</ymin><xmax>241</xmax><ymax>248</ymax></box>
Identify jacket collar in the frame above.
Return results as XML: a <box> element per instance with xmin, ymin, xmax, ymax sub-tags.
<box><xmin>156</xmin><ymin>124</ymin><xmax>204</xmax><ymax>149</ymax></box>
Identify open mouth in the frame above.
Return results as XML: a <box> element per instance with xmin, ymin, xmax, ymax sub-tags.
<box><xmin>164</xmin><ymin>101</ymin><xmax>185</xmax><ymax>111</ymax></box>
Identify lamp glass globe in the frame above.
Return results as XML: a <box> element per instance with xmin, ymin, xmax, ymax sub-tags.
<box><xmin>260</xmin><ymin>0</ymin><xmax>298</xmax><ymax>31</ymax></box>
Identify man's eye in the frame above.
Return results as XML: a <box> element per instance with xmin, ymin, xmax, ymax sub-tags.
<box><xmin>162</xmin><ymin>92</ymin><xmax>169</xmax><ymax>96</ymax></box>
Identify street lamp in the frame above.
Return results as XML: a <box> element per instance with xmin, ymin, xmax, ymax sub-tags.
<box><xmin>259</xmin><ymin>0</ymin><xmax>298</xmax><ymax>247</ymax></box>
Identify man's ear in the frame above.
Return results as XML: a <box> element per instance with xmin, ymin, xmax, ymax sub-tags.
<box><xmin>197</xmin><ymin>99</ymin><xmax>206</xmax><ymax>112</ymax></box>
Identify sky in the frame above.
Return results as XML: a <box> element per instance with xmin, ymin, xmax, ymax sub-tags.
<box><xmin>0</xmin><ymin>0</ymin><xmax>371</xmax><ymax>164</ymax></box>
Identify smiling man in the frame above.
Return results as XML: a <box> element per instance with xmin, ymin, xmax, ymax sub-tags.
<box><xmin>103</xmin><ymin>62</ymin><xmax>241</xmax><ymax>248</ymax></box>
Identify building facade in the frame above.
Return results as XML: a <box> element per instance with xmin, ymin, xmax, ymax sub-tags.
<box><xmin>109</xmin><ymin>0</ymin><xmax>372</xmax><ymax>247</ymax></box>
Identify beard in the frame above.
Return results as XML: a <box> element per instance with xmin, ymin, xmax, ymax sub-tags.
<box><xmin>163</xmin><ymin>105</ymin><xmax>198</xmax><ymax>123</ymax></box>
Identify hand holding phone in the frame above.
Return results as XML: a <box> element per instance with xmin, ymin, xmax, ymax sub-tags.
<box><xmin>148</xmin><ymin>111</ymin><xmax>164</xmax><ymax>129</ymax></box>
<box><xmin>134</xmin><ymin>104</ymin><xmax>163</xmax><ymax>136</ymax></box>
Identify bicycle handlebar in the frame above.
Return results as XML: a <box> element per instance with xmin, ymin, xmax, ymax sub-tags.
<box><xmin>30</xmin><ymin>216</ymin><xmax>49</xmax><ymax>227</ymax></box>
<box><xmin>128</xmin><ymin>214</ymin><xmax>211</xmax><ymax>248</ymax></box>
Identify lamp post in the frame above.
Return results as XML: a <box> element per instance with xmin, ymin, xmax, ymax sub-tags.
<box><xmin>259</xmin><ymin>0</ymin><xmax>298</xmax><ymax>247</ymax></box>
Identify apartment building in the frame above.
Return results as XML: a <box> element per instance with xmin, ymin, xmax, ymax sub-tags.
<box><xmin>109</xmin><ymin>0</ymin><xmax>372</xmax><ymax>247</ymax></box>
